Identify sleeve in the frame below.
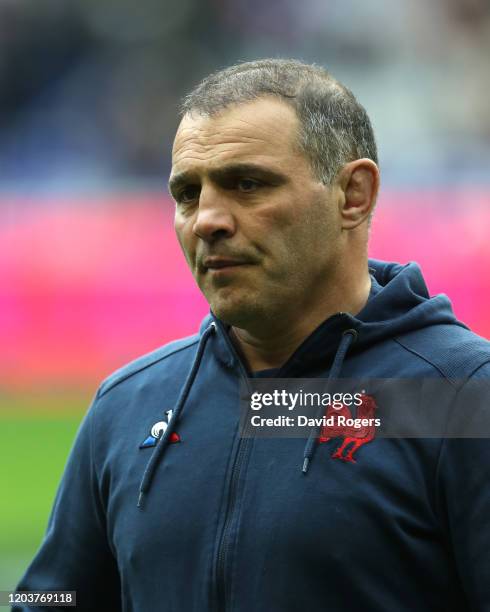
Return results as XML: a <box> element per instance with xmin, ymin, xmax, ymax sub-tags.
<box><xmin>12</xmin><ymin>393</ymin><xmax>121</xmax><ymax>612</ymax></box>
<box><xmin>436</xmin><ymin>361</ymin><xmax>490</xmax><ymax>611</ymax></box>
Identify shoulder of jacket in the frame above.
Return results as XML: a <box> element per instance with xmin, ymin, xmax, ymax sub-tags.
<box><xmin>96</xmin><ymin>334</ymin><xmax>200</xmax><ymax>399</ymax></box>
<box><xmin>393</xmin><ymin>323</ymin><xmax>490</xmax><ymax>380</ymax></box>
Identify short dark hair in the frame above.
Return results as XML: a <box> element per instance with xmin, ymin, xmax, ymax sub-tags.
<box><xmin>181</xmin><ymin>58</ymin><xmax>378</xmax><ymax>185</ymax></box>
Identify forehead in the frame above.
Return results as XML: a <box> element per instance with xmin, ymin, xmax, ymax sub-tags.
<box><xmin>171</xmin><ymin>97</ymin><xmax>301</xmax><ymax>174</ymax></box>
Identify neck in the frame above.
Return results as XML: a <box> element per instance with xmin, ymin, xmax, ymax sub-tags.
<box><xmin>230</xmin><ymin>264</ymin><xmax>372</xmax><ymax>372</ymax></box>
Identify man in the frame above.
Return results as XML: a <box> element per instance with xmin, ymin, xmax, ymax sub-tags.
<box><xmin>15</xmin><ymin>59</ymin><xmax>490</xmax><ymax>611</ymax></box>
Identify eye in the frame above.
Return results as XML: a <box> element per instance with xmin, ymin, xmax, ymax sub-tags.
<box><xmin>237</xmin><ymin>178</ymin><xmax>261</xmax><ymax>193</ymax></box>
<box><xmin>176</xmin><ymin>185</ymin><xmax>200</xmax><ymax>204</ymax></box>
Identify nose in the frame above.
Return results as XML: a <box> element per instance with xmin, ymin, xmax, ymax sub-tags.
<box><xmin>192</xmin><ymin>186</ymin><xmax>236</xmax><ymax>243</ymax></box>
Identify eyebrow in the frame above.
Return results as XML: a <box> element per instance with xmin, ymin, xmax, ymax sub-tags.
<box><xmin>167</xmin><ymin>163</ymin><xmax>287</xmax><ymax>196</ymax></box>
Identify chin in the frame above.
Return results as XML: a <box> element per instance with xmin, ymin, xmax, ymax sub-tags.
<box><xmin>208</xmin><ymin>291</ymin><xmax>262</xmax><ymax>328</ymax></box>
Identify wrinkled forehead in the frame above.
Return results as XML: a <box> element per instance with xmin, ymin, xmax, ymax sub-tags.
<box><xmin>171</xmin><ymin>98</ymin><xmax>301</xmax><ymax>168</ymax></box>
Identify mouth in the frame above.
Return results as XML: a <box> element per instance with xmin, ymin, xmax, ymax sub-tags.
<box><xmin>202</xmin><ymin>257</ymin><xmax>252</xmax><ymax>273</ymax></box>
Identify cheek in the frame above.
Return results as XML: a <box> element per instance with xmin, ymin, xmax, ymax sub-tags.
<box><xmin>270</xmin><ymin>197</ymin><xmax>334</xmax><ymax>264</ymax></box>
<box><xmin>248</xmin><ymin>198</ymin><xmax>298</xmax><ymax>240</ymax></box>
<box><xmin>174</xmin><ymin>218</ymin><xmax>196</xmax><ymax>262</ymax></box>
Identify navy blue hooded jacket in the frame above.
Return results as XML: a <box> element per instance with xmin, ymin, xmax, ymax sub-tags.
<box><xmin>14</xmin><ymin>260</ymin><xmax>490</xmax><ymax>611</ymax></box>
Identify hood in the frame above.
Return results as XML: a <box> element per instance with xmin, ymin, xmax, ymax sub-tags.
<box><xmin>357</xmin><ymin>259</ymin><xmax>464</xmax><ymax>345</ymax></box>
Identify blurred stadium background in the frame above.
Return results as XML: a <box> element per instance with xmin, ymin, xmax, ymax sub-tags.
<box><xmin>1</xmin><ymin>0</ymin><xmax>490</xmax><ymax>590</ymax></box>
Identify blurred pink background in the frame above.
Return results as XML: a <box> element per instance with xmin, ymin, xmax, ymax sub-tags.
<box><xmin>1</xmin><ymin>190</ymin><xmax>489</xmax><ymax>391</ymax></box>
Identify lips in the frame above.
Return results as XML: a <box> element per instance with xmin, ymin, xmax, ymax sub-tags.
<box><xmin>202</xmin><ymin>257</ymin><xmax>250</xmax><ymax>270</ymax></box>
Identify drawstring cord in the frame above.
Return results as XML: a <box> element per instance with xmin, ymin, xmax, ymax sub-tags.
<box><xmin>137</xmin><ymin>322</ymin><xmax>356</xmax><ymax>503</ymax></box>
<box><xmin>302</xmin><ymin>329</ymin><xmax>357</xmax><ymax>474</ymax></box>
<box><xmin>137</xmin><ymin>322</ymin><xmax>216</xmax><ymax>508</ymax></box>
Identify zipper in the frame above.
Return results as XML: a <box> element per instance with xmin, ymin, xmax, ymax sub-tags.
<box><xmin>213</xmin><ymin>320</ymin><xmax>254</xmax><ymax>612</ymax></box>
<box><xmin>212</xmin><ymin>312</ymin><xmax>350</xmax><ymax>609</ymax></box>
<box><xmin>215</xmin><ymin>432</ymin><xmax>251</xmax><ymax>611</ymax></box>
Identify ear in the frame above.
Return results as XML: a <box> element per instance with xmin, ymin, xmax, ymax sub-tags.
<box><xmin>337</xmin><ymin>159</ymin><xmax>379</xmax><ymax>229</ymax></box>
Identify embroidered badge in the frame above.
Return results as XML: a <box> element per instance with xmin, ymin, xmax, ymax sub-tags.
<box><xmin>317</xmin><ymin>393</ymin><xmax>377</xmax><ymax>463</ymax></box>
<box><xmin>139</xmin><ymin>409</ymin><xmax>180</xmax><ymax>449</ymax></box>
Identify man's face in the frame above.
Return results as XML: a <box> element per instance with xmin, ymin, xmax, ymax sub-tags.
<box><xmin>170</xmin><ymin>97</ymin><xmax>343</xmax><ymax>330</ymax></box>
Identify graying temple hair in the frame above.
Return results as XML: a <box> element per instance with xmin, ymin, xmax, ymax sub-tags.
<box><xmin>181</xmin><ymin>58</ymin><xmax>378</xmax><ymax>185</ymax></box>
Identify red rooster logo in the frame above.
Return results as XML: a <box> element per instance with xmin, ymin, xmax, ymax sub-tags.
<box><xmin>318</xmin><ymin>394</ymin><xmax>377</xmax><ymax>463</ymax></box>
